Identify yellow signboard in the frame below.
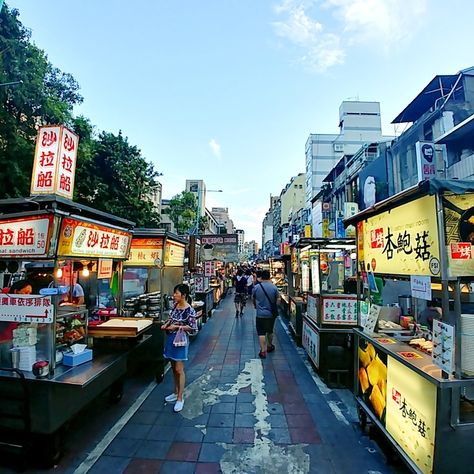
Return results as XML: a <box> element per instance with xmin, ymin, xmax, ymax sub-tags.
<box><xmin>386</xmin><ymin>357</ymin><xmax>436</xmax><ymax>474</ymax></box>
<box><xmin>57</xmin><ymin>218</ymin><xmax>131</xmax><ymax>259</ymax></box>
<box><xmin>443</xmin><ymin>193</ymin><xmax>474</xmax><ymax>277</ymax></box>
<box><xmin>361</xmin><ymin>195</ymin><xmax>440</xmax><ymax>276</ymax></box>
<box><xmin>164</xmin><ymin>240</ymin><xmax>185</xmax><ymax>267</ymax></box>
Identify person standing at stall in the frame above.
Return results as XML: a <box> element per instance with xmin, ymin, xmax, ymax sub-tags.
<box><xmin>161</xmin><ymin>283</ymin><xmax>198</xmax><ymax>412</ymax></box>
<box><xmin>253</xmin><ymin>270</ymin><xmax>280</xmax><ymax>359</ymax></box>
<box><xmin>0</xmin><ymin>280</ymin><xmax>33</xmax><ymax>367</ymax></box>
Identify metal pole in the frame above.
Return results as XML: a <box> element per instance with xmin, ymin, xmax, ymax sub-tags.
<box><xmin>195</xmin><ymin>188</ymin><xmax>201</xmax><ymax>234</ymax></box>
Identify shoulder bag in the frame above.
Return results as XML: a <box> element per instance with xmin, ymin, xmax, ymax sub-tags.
<box><xmin>258</xmin><ymin>283</ymin><xmax>279</xmax><ymax>318</ymax></box>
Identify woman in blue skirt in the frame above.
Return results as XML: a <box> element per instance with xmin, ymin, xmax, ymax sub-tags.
<box><xmin>161</xmin><ymin>284</ymin><xmax>198</xmax><ymax>412</ymax></box>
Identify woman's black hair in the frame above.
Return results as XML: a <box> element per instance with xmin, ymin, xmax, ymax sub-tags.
<box><xmin>9</xmin><ymin>279</ymin><xmax>32</xmax><ymax>294</ymax></box>
<box><xmin>174</xmin><ymin>283</ymin><xmax>192</xmax><ymax>304</ymax></box>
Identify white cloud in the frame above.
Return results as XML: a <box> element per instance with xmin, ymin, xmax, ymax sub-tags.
<box><xmin>272</xmin><ymin>0</ymin><xmax>427</xmax><ymax>71</ymax></box>
<box><xmin>325</xmin><ymin>0</ymin><xmax>428</xmax><ymax>47</ymax></box>
<box><xmin>209</xmin><ymin>138</ymin><xmax>221</xmax><ymax>159</ymax></box>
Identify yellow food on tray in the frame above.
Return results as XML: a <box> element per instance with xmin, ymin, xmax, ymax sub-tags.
<box><xmin>367</xmin><ymin>343</ymin><xmax>376</xmax><ymax>361</ymax></box>
<box><xmin>370</xmin><ymin>384</ymin><xmax>385</xmax><ymax>418</ymax></box>
<box><xmin>358</xmin><ymin>347</ymin><xmax>371</xmax><ymax>368</ymax></box>
<box><xmin>359</xmin><ymin>367</ymin><xmax>370</xmax><ymax>393</ymax></box>
<box><xmin>367</xmin><ymin>354</ymin><xmax>387</xmax><ymax>387</ymax></box>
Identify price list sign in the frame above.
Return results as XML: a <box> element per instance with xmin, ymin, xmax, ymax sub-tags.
<box><xmin>321</xmin><ymin>297</ymin><xmax>357</xmax><ymax>325</ymax></box>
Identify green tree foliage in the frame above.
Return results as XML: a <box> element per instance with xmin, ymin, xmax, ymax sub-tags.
<box><xmin>168</xmin><ymin>191</ymin><xmax>197</xmax><ymax>234</ymax></box>
<box><xmin>0</xmin><ymin>5</ymin><xmax>82</xmax><ymax>197</ymax></box>
<box><xmin>74</xmin><ymin>129</ymin><xmax>161</xmax><ymax>227</ymax></box>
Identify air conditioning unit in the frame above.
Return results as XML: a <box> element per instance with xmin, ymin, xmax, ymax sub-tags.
<box><xmin>334</xmin><ymin>143</ymin><xmax>344</xmax><ymax>152</ymax></box>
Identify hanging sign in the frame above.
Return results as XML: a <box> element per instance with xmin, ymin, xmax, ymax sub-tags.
<box><xmin>410</xmin><ymin>275</ymin><xmax>432</xmax><ymax>301</ymax></box>
<box><xmin>0</xmin><ymin>214</ymin><xmax>54</xmax><ymax>257</ymax></box>
<box><xmin>98</xmin><ymin>259</ymin><xmax>113</xmax><ymax>279</ymax></box>
<box><xmin>30</xmin><ymin>125</ymin><xmax>79</xmax><ymax>199</ymax></box>
<box><xmin>361</xmin><ymin>195</ymin><xmax>440</xmax><ymax>276</ymax></box>
<box><xmin>415</xmin><ymin>141</ymin><xmax>437</xmax><ymax>182</ymax></box>
<box><xmin>204</xmin><ymin>261</ymin><xmax>214</xmax><ymax>277</ymax></box>
<box><xmin>57</xmin><ymin>217</ymin><xmax>131</xmax><ymax>259</ymax></box>
<box><xmin>0</xmin><ymin>294</ymin><xmax>54</xmax><ymax>323</ymax></box>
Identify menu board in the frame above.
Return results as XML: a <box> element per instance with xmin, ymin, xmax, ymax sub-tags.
<box><xmin>432</xmin><ymin>320</ymin><xmax>455</xmax><ymax>374</ymax></box>
<box><xmin>306</xmin><ymin>295</ymin><xmax>318</xmax><ymax>323</ymax></box>
<box><xmin>301</xmin><ymin>260</ymin><xmax>310</xmax><ymax>292</ymax></box>
<box><xmin>321</xmin><ymin>296</ymin><xmax>357</xmax><ymax>325</ymax></box>
<box><xmin>386</xmin><ymin>357</ymin><xmax>436</xmax><ymax>474</ymax></box>
<box><xmin>310</xmin><ymin>253</ymin><xmax>320</xmax><ymax>294</ymax></box>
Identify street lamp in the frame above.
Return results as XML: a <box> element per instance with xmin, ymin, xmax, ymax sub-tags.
<box><xmin>195</xmin><ymin>188</ymin><xmax>222</xmax><ymax>234</ymax></box>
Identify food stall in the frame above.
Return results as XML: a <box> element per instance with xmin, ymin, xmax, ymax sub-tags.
<box><xmin>121</xmin><ymin>229</ymin><xmax>189</xmax><ymax>372</ymax></box>
<box><xmin>293</xmin><ymin>238</ymin><xmax>357</xmax><ymax>387</ymax></box>
<box><xmin>0</xmin><ymin>195</ymin><xmax>142</xmax><ymax>464</ymax></box>
<box><xmin>347</xmin><ymin>179</ymin><xmax>474</xmax><ymax>474</ymax></box>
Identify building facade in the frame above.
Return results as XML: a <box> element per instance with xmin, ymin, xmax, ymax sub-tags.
<box><xmin>305</xmin><ymin>101</ymin><xmax>390</xmax><ymax>211</ymax></box>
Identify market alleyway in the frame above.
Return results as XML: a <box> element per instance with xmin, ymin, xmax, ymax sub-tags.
<box><xmin>13</xmin><ymin>294</ymin><xmax>408</xmax><ymax>474</ymax></box>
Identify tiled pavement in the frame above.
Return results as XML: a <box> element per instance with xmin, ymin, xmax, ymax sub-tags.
<box><xmin>83</xmin><ymin>294</ymin><xmax>406</xmax><ymax>474</ymax></box>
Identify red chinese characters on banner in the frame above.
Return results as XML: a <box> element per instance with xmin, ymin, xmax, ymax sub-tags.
<box><xmin>451</xmin><ymin>243</ymin><xmax>472</xmax><ymax>260</ymax></box>
<box><xmin>31</xmin><ymin>125</ymin><xmax>79</xmax><ymax>199</ymax></box>
<box><xmin>370</xmin><ymin>228</ymin><xmax>384</xmax><ymax>249</ymax></box>
<box><xmin>32</xmin><ymin>126</ymin><xmax>61</xmax><ymax>194</ymax></box>
<box><xmin>57</xmin><ymin>128</ymin><xmax>78</xmax><ymax>198</ymax></box>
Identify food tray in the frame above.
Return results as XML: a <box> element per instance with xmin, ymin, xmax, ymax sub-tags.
<box><xmin>88</xmin><ymin>317</ymin><xmax>153</xmax><ymax>338</ymax></box>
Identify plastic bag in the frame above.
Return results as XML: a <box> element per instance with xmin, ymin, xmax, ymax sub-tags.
<box><xmin>173</xmin><ymin>327</ymin><xmax>188</xmax><ymax>347</ymax></box>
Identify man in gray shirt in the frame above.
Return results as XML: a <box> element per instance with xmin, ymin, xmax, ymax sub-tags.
<box><xmin>253</xmin><ymin>270</ymin><xmax>280</xmax><ymax>359</ymax></box>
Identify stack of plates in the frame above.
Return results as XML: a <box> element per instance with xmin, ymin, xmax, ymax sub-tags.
<box><xmin>17</xmin><ymin>346</ymin><xmax>37</xmax><ymax>372</ymax></box>
<box><xmin>461</xmin><ymin>314</ymin><xmax>474</xmax><ymax>377</ymax></box>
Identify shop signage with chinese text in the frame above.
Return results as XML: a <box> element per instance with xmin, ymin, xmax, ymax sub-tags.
<box><xmin>57</xmin><ymin>218</ymin><xmax>131</xmax><ymax>259</ymax></box>
<box><xmin>30</xmin><ymin>125</ymin><xmax>79</xmax><ymax>199</ymax></box>
<box><xmin>127</xmin><ymin>238</ymin><xmax>163</xmax><ymax>266</ymax></box>
<box><xmin>200</xmin><ymin>234</ymin><xmax>238</xmax><ymax>262</ymax></box>
<box><xmin>302</xmin><ymin>319</ymin><xmax>320</xmax><ymax>368</ymax></box>
<box><xmin>360</xmin><ymin>195</ymin><xmax>440</xmax><ymax>276</ymax></box>
<box><xmin>386</xmin><ymin>357</ymin><xmax>436</xmax><ymax>474</ymax></box>
<box><xmin>410</xmin><ymin>275</ymin><xmax>432</xmax><ymax>301</ymax></box>
<box><xmin>321</xmin><ymin>296</ymin><xmax>357</xmax><ymax>325</ymax></box>
<box><xmin>164</xmin><ymin>240</ymin><xmax>185</xmax><ymax>267</ymax></box>
<box><xmin>98</xmin><ymin>259</ymin><xmax>113</xmax><ymax>279</ymax></box>
<box><xmin>0</xmin><ymin>215</ymin><xmax>54</xmax><ymax>257</ymax></box>
<box><xmin>443</xmin><ymin>193</ymin><xmax>474</xmax><ymax>277</ymax></box>
<box><xmin>415</xmin><ymin>141</ymin><xmax>436</xmax><ymax>182</ymax></box>
<box><xmin>0</xmin><ymin>294</ymin><xmax>54</xmax><ymax>323</ymax></box>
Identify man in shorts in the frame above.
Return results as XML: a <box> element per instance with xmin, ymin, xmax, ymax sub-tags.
<box><xmin>253</xmin><ymin>270</ymin><xmax>280</xmax><ymax>358</ymax></box>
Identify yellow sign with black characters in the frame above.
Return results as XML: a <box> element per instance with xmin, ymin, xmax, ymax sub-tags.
<box><xmin>386</xmin><ymin>357</ymin><xmax>437</xmax><ymax>474</ymax></box>
<box><xmin>361</xmin><ymin>195</ymin><xmax>440</xmax><ymax>276</ymax></box>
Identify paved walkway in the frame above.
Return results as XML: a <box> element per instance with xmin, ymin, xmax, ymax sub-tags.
<box><xmin>80</xmin><ymin>294</ymin><xmax>403</xmax><ymax>474</ymax></box>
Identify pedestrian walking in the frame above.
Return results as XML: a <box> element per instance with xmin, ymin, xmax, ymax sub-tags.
<box><xmin>253</xmin><ymin>270</ymin><xmax>280</xmax><ymax>359</ymax></box>
<box><xmin>233</xmin><ymin>268</ymin><xmax>247</xmax><ymax>317</ymax></box>
<box><xmin>161</xmin><ymin>283</ymin><xmax>198</xmax><ymax>412</ymax></box>
<box><xmin>245</xmin><ymin>268</ymin><xmax>254</xmax><ymax>302</ymax></box>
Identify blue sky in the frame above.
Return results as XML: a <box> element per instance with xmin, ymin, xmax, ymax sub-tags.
<box><xmin>13</xmin><ymin>0</ymin><xmax>473</xmax><ymax>243</ymax></box>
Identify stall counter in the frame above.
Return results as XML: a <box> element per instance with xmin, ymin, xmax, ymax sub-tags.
<box><xmin>355</xmin><ymin>329</ymin><xmax>474</xmax><ymax>474</ymax></box>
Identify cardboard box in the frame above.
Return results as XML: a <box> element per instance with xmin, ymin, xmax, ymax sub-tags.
<box><xmin>63</xmin><ymin>348</ymin><xmax>93</xmax><ymax>367</ymax></box>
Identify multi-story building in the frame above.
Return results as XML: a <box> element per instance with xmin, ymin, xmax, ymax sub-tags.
<box><xmin>305</xmin><ymin>101</ymin><xmax>391</xmax><ymax>212</ymax></box>
<box><xmin>262</xmin><ymin>196</ymin><xmax>278</xmax><ymax>259</ymax></box>
<box><xmin>243</xmin><ymin>240</ymin><xmax>259</xmax><ymax>260</ymax></box>
<box><xmin>389</xmin><ymin>66</ymin><xmax>474</xmax><ymax>194</ymax></box>
<box><xmin>211</xmin><ymin>207</ymin><xmax>234</xmax><ymax>234</ymax></box>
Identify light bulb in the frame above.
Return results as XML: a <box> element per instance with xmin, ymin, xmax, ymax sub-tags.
<box><xmin>82</xmin><ymin>267</ymin><xmax>90</xmax><ymax>277</ymax></box>
<box><xmin>56</xmin><ymin>268</ymin><xmax>63</xmax><ymax>278</ymax></box>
